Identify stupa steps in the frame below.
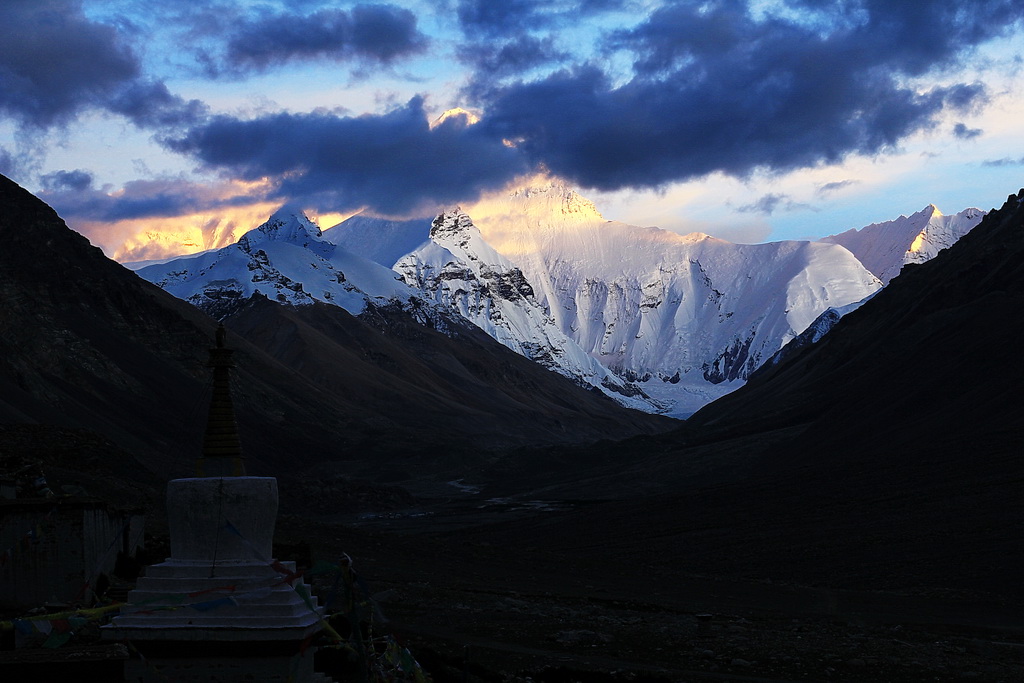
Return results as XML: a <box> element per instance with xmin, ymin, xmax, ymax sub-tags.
<box><xmin>118</xmin><ymin>599</ymin><xmax>320</xmax><ymax>619</ymax></box>
<box><xmin>128</xmin><ymin>578</ymin><xmax>315</xmax><ymax>597</ymax></box>
<box><xmin>126</xmin><ymin>585</ymin><xmax>313</xmax><ymax>602</ymax></box>
<box><xmin>144</xmin><ymin>560</ymin><xmax>302</xmax><ymax>579</ymax></box>
<box><xmin>109</xmin><ymin>613</ymin><xmax>323</xmax><ymax>629</ymax></box>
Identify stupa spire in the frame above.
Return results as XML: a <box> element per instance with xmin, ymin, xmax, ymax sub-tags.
<box><xmin>197</xmin><ymin>323</ymin><xmax>245</xmax><ymax>477</ymax></box>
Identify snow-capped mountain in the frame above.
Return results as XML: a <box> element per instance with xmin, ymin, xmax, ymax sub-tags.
<box><xmin>761</xmin><ymin>204</ymin><xmax>987</xmax><ymax>365</ymax></box>
<box><xmin>139</xmin><ymin>186</ymin><xmax>979</xmax><ymax>419</ymax></box>
<box><xmin>0</xmin><ymin>172</ymin><xmax>672</xmax><ymax>466</ymax></box>
<box><xmin>321</xmin><ymin>215</ymin><xmax>426</xmax><ymax>272</ymax></box>
<box><xmin>328</xmin><ymin>184</ymin><xmax>883</xmax><ymax>416</ymax></box>
<box><xmin>822</xmin><ymin>204</ymin><xmax>985</xmax><ymax>284</ymax></box>
<box><xmin>460</xmin><ymin>184</ymin><xmax>882</xmax><ymax>415</ymax></box>
<box><xmin>137</xmin><ymin>206</ymin><xmax>658</xmax><ymax>410</ymax></box>
<box><xmin>394</xmin><ymin>209</ymin><xmax>656</xmax><ymax>411</ymax></box>
<box><xmin>136</xmin><ymin>207</ymin><xmax>417</xmax><ymax>319</ymax></box>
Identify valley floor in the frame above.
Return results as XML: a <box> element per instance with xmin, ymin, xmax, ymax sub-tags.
<box><xmin>283</xmin><ymin>506</ymin><xmax>1024</xmax><ymax>683</ymax></box>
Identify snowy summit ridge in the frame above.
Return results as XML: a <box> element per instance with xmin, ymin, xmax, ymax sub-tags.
<box><xmin>822</xmin><ymin>204</ymin><xmax>985</xmax><ymax>284</ymax></box>
<box><xmin>508</xmin><ymin>182</ymin><xmax>604</xmax><ymax>220</ymax></box>
<box><xmin>245</xmin><ymin>205</ymin><xmax>322</xmax><ymax>243</ymax></box>
<box><xmin>137</xmin><ymin>207</ymin><xmax>417</xmax><ymax>319</ymax></box>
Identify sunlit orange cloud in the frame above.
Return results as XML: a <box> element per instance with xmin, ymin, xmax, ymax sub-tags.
<box><xmin>71</xmin><ymin>179</ymin><xmax>353</xmax><ymax>264</ymax></box>
<box><xmin>107</xmin><ymin>202</ymin><xmax>279</xmax><ymax>263</ymax></box>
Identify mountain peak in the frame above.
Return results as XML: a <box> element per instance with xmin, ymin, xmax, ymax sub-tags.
<box><xmin>430</xmin><ymin>208</ymin><xmax>474</xmax><ymax>238</ymax></box>
<box><xmin>269</xmin><ymin>202</ymin><xmax>312</xmax><ymax>221</ymax></box>
<box><xmin>252</xmin><ymin>205</ymin><xmax>322</xmax><ymax>243</ymax></box>
<box><xmin>891</xmin><ymin>204</ymin><xmax>932</xmax><ymax>222</ymax></box>
<box><xmin>431</xmin><ymin>108</ymin><xmax>480</xmax><ymax>129</ymax></box>
<box><xmin>509</xmin><ymin>182</ymin><xmax>604</xmax><ymax>221</ymax></box>
<box><xmin>822</xmin><ymin>202</ymin><xmax>986</xmax><ymax>284</ymax></box>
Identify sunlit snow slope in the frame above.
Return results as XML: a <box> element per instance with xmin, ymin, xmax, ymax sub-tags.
<box><xmin>329</xmin><ymin>184</ymin><xmax>884</xmax><ymax>417</ymax></box>
<box><xmin>394</xmin><ymin>209</ymin><xmax>659</xmax><ymax>411</ymax></box>
<box><xmin>822</xmin><ymin>204</ymin><xmax>985</xmax><ymax>284</ymax></box>
<box><xmin>461</xmin><ymin>184</ymin><xmax>883</xmax><ymax>416</ymax></box>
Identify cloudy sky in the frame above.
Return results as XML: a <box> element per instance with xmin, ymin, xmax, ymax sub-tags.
<box><xmin>1</xmin><ymin>0</ymin><xmax>1021</xmax><ymax>261</ymax></box>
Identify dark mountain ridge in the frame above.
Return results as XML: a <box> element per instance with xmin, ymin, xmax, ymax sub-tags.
<box><xmin>0</xmin><ymin>174</ymin><xmax>671</xmax><ymax>489</ymax></box>
<box><xmin>3</xmin><ymin>175</ymin><xmax>1023</xmax><ymax>680</ymax></box>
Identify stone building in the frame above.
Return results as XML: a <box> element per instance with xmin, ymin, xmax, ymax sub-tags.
<box><xmin>0</xmin><ymin>494</ymin><xmax>143</xmax><ymax>610</ymax></box>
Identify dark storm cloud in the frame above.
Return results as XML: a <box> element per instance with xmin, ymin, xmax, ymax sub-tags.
<box><xmin>456</xmin><ymin>0</ymin><xmax>550</xmax><ymax>35</ymax></box>
<box><xmin>40</xmin><ymin>169</ymin><xmax>95</xmax><ymax>192</ymax></box>
<box><xmin>218</xmin><ymin>4</ymin><xmax>428</xmax><ymax>73</ymax></box>
<box><xmin>0</xmin><ymin>147</ymin><xmax>16</xmax><ymax>177</ymax></box>
<box><xmin>0</xmin><ymin>0</ymin><xmax>139</xmax><ymax>128</ymax></box>
<box><xmin>952</xmin><ymin>122</ymin><xmax>983</xmax><ymax>140</ymax></box>
<box><xmin>0</xmin><ymin>0</ymin><xmax>209</xmax><ymax>133</ymax></box>
<box><xmin>146</xmin><ymin>0</ymin><xmax>1020</xmax><ymax>211</ymax></box>
<box><xmin>737</xmin><ymin>194</ymin><xmax>789</xmax><ymax>216</ymax></box>
<box><xmin>455</xmin><ymin>0</ymin><xmax>627</xmax><ymax>36</ymax></box>
<box><xmin>0</xmin><ymin>143</ymin><xmax>43</xmax><ymax>182</ymax></box>
<box><xmin>164</xmin><ymin>97</ymin><xmax>529</xmax><ymax>215</ymax></box>
<box><xmin>108</xmin><ymin>82</ymin><xmax>209</xmax><ymax>130</ymax></box>
<box><xmin>463</xmin><ymin>36</ymin><xmax>568</xmax><ymax>80</ymax></box>
<box><xmin>982</xmin><ymin>157</ymin><xmax>1024</xmax><ymax>167</ymax></box>
<box><xmin>469</xmin><ymin>0</ymin><xmax>1021</xmax><ymax>191</ymax></box>
<box><xmin>39</xmin><ymin>176</ymin><xmax>261</xmax><ymax>223</ymax></box>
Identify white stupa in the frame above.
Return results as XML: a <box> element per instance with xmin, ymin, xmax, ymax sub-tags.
<box><xmin>102</xmin><ymin>325</ymin><xmax>327</xmax><ymax>682</ymax></box>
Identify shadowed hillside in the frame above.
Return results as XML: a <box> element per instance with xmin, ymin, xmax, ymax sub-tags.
<box><xmin>0</xmin><ymin>173</ymin><xmax>671</xmax><ymax>486</ymax></box>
